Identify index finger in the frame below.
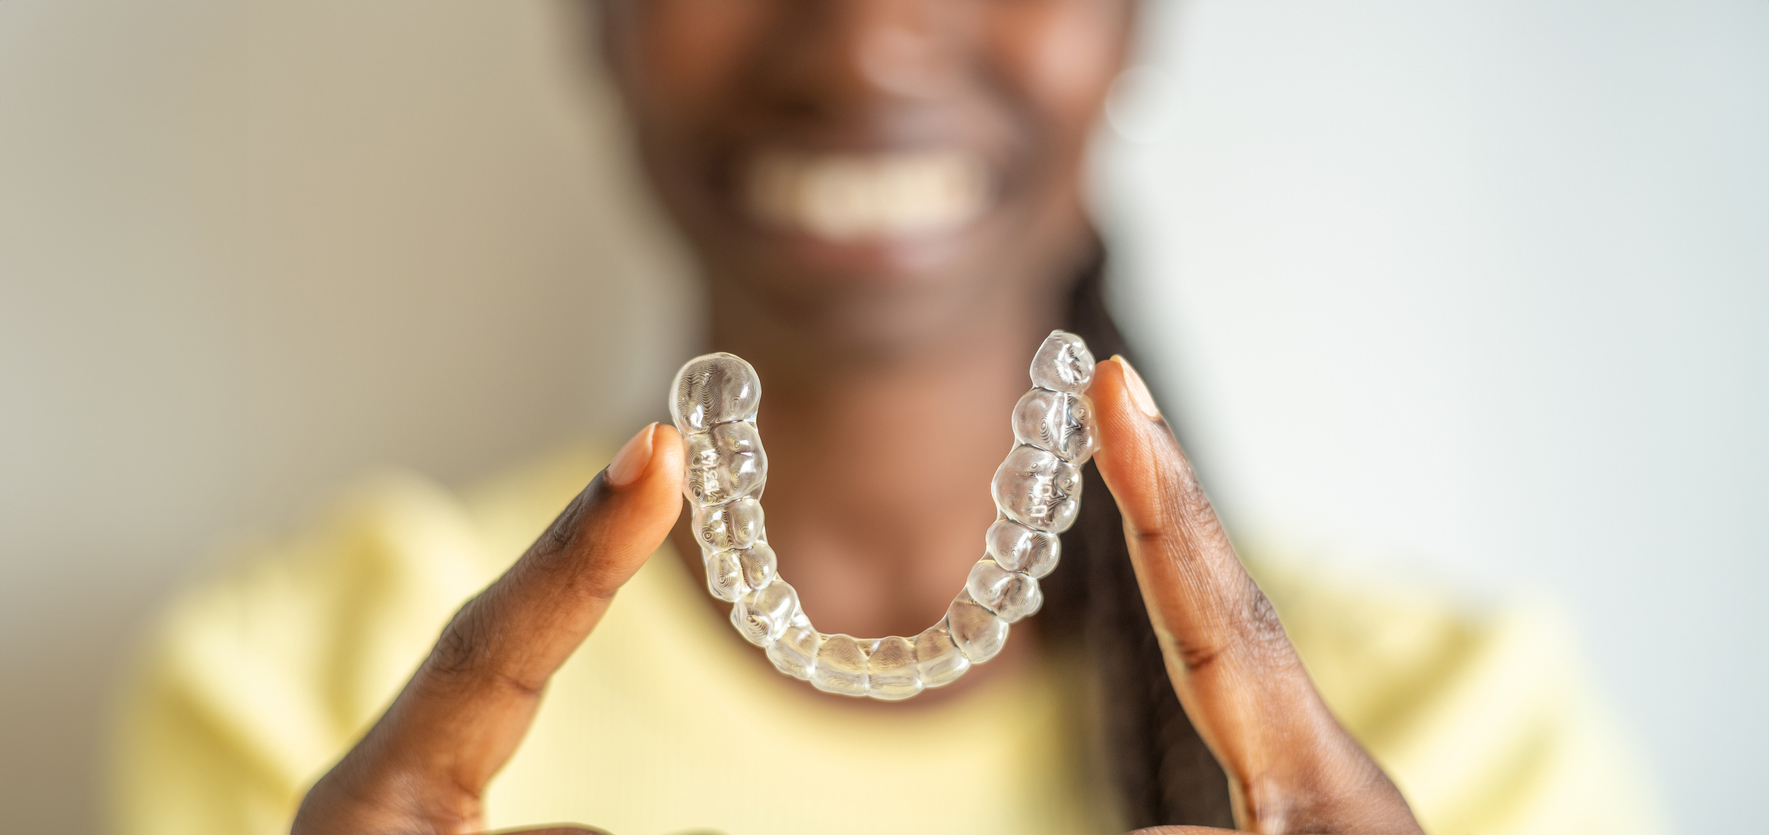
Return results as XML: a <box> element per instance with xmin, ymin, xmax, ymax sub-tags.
<box><xmin>297</xmin><ymin>422</ymin><xmax>685</xmax><ymax>832</ymax></box>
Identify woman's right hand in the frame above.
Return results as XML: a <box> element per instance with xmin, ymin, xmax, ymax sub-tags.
<box><xmin>292</xmin><ymin>422</ymin><xmax>685</xmax><ymax>835</ymax></box>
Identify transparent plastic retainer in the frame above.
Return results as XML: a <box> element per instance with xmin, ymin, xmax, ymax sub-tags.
<box><xmin>669</xmin><ymin>331</ymin><xmax>1097</xmax><ymax>700</ymax></box>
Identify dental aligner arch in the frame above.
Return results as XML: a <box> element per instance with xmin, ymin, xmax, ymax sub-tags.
<box><xmin>669</xmin><ymin>331</ymin><xmax>1097</xmax><ymax>700</ymax></box>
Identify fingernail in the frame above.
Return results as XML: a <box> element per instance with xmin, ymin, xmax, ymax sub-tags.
<box><xmin>1113</xmin><ymin>355</ymin><xmax>1162</xmax><ymax>420</ymax></box>
<box><xmin>606</xmin><ymin>423</ymin><xmax>658</xmax><ymax>487</ymax></box>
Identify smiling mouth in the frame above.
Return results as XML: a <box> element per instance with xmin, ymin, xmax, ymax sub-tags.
<box><xmin>743</xmin><ymin>149</ymin><xmax>991</xmax><ymax>243</ymax></box>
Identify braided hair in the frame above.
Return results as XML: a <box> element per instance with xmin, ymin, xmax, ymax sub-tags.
<box><xmin>1043</xmin><ymin>250</ymin><xmax>1236</xmax><ymax>829</ymax></box>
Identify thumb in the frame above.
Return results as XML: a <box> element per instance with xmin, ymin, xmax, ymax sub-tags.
<box><xmin>296</xmin><ymin>422</ymin><xmax>684</xmax><ymax>835</ymax></box>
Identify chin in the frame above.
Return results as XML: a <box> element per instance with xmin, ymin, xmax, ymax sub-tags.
<box><xmin>720</xmin><ymin>233</ymin><xmax>1020</xmax><ymax>360</ymax></box>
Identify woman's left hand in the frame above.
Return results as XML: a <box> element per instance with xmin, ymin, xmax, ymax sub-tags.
<box><xmin>1088</xmin><ymin>357</ymin><xmax>1425</xmax><ymax>835</ymax></box>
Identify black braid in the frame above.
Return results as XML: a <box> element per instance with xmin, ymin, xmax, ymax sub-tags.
<box><xmin>1041</xmin><ymin>248</ymin><xmax>1236</xmax><ymax>829</ymax></box>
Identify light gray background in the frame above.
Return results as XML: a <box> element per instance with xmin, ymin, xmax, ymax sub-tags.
<box><xmin>2</xmin><ymin>1</ymin><xmax>1764</xmax><ymax>833</ymax></box>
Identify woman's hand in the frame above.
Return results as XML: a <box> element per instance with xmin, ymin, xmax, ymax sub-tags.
<box><xmin>1089</xmin><ymin>358</ymin><xmax>1424</xmax><ymax>835</ymax></box>
<box><xmin>292</xmin><ymin>423</ymin><xmax>685</xmax><ymax>835</ymax></box>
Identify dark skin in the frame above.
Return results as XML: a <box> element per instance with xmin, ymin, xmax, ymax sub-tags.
<box><xmin>293</xmin><ymin>1</ymin><xmax>1424</xmax><ymax>833</ymax></box>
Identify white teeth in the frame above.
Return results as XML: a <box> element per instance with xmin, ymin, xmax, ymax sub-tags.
<box><xmin>745</xmin><ymin>150</ymin><xmax>990</xmax><ymax>241</ymax></box>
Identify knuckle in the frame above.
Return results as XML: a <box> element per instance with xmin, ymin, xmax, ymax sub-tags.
<box><xmin>1176</xmin><ymin>639</ymin><xmax>1225</xmax><ymax>673</ymax></box>
<box><xmin>1176</xmin><ymin>582</ymin><xmax>1292</xmax><ymax>675</ymax></box>
<box><xmin>427</xmin><ymin>597</ymin><xmax>493</xmax><ymax>682</ymax></box>
<box><xmin>1232</xmin><ymin>583</ymin><xmax>1296</xmax><ymax>668</ymax></box>
<box><xmin>1130</xmin><ymin>525</ymin><xmax>1173</xmax><ymax>550</ymax></box>
<box><xmin>1159</xmin><ymin>440</ymin><xmax>1212</xmax><ymax>513</ymax></box>
<box><xmin>533</xmin><ymin>504</ymin><xmax>581</xmax><ymax>560</ymax></box>
<box><xmin>532</xmin><ymin>480</ymin><xmax>602</xmax><ymax>560</ymax></box>
<box><xmin>423</xmin><ymin>596</ymin><xmax>542</xmax><ymax>698</ymax></box>
<box><xmin>1174</xmin><ymin>467</ymin><xmax>1212</xmax><ymax>515</ymax></box>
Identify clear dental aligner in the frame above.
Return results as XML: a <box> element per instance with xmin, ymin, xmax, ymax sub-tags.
<box><xmin>669</xmin><ymin>331</ymin><xmax>1097</xmax><ymax>700</ymax></box>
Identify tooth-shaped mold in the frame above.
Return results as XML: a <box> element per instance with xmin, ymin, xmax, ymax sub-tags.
<box><xmin>1030</xmin><ymin>330</ymin><xmax>1095</xmax><ymax>394</ymax></box>
<box><xmin>669</xmin><ymin>330</ymin><xmax>1095</xmax><ymax>699</ymax></box>
<box><xmin>1012</xmin><ymin>389</ymin><xmax>1097</xmax><ymax>464</ymax></box>
<box><xmin>737</xmin><ymin>541</ymin><xmax>777</xmax><ymax>591</ymax></box>
<box><xmin>694</xmin><ymin>497</ymin><xmax>763</xmax><ymax>552</ymax></box>
<box><xmin>985</xmin><ymin>519</ymin><xmax>1061</xmax><ymax>579</ymax></box>
<box><xmin>966</xmin><ymin>559</ymin><xmax>1043</xmax><ymax>623</ymax></box>
<box><xmin>767</xmin><ymin>623</ymin><xmax>822</xmax><ymax>680</ymax></box>
<box><xmin>913</xmin><ymin>619</ymin><xmax>970</xmax><ymax>688</ymax></box>
<box><xmin>732</xmin><ymin>580</ymin><xmax>798</xmax><ymax>647</ymax></box>
<box><xmin>947</xmin><ymin>590</ymin><xmax>1010</xmax><ymax>664</ymax></box>
<box><xmin>866</xmin><ymin>636</ymin><xmax>924</xmax><ymax>700</ymax></box>
<box><xmin>686</xmin><ymin>422</ymin><xmax>768</xmax><ymax>505</ymax></box>
<box><xmin>671</xmin><ymin>353</ymin><xmax>761</xmax><ymax>434</ymax></box>
<box><xmin>811</xmin><ymin>634</ymin><xmax>871</xmax><ymax>697</ymax></box>
<box><xmin>705</xmin><ymin>549</ymin><xmax>747</xmax><ymax>602</ymax></box>
<box><xmin>992</xmin><ymin>447</ymin><xmax>1082</xmax><ymax>534</ymax></box>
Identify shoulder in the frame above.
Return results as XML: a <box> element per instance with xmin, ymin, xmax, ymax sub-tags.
<box><xmin>1248</xmin><ymin>552</ymin><xmax>1666</xmax><ymax>835</ymax></box>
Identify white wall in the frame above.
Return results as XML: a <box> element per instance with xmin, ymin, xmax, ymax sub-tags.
<box><xmin>0</xmin><ymin>3</ymin><xmax>693</xmax><ymax>832</ymax></box>
<box><xmin>1</xmin><ymin>1</ymin><xmax>1763</xmax><ymax>833</ymax></box>
<box><xmin>1101</xmin><ymin>2</ymin><xmax>1769</xmax><ymax>831</ymax></box>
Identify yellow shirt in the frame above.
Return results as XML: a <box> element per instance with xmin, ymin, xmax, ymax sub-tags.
<box><xmin>108</xmin><ymin>444</ymin><xmax>1663</xmax><ymax>835</ymax></box>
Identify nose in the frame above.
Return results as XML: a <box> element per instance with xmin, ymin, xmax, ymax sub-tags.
<box><xmin>770</xmin><ymin>0</ymin><xmax>954</xmax><ymax>110</ymax></box>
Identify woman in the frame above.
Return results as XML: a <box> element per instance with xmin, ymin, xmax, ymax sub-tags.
<box><xmin>113</xmin><ymin>1</ymin><xmax>1656</xmax><ymax>833</ymax></box>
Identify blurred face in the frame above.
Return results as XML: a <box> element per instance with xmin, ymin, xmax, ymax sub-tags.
<box><xmin>601</xmin><ymin>0</ymin><xmax>1133</xmax><ymax>351</ymax></box>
